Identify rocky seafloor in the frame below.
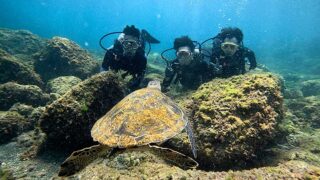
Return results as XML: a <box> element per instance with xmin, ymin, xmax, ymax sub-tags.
<box><xmin>1</xmin><ymin>28</ymin><xmax>320</xmax><ymax>179</ymax></box>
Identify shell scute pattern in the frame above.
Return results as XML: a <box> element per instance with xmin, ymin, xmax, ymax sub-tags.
<box><xmin>91</xmin><ymin>88</ymin><xmax>186</xmax><ymax>148</ymax></box>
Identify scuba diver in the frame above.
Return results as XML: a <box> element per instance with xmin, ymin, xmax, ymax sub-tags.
<box><xmin>203</xmin><ymin>27</ymin><xmax>257</xmax><ymax>78</ymax></box>
<box><xmin>161</xmin><ymin>36</ymin><xmax>210</xmax><ymax>92</ymax></box>
<box><xmin>101</xmin><ymin>25</ymin><xmax>160</xmax><ymax>90</ymax></box>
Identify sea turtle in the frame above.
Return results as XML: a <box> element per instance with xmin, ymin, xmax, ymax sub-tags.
<box><xmin>58</xmin><ymin>80</ymin><xmax>197</xmax><ymax>176</ymax></box>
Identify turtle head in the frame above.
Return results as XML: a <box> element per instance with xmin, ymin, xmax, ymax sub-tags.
<box><xmin>147</xmin><ymin>80</ymin><xmax>161</xmax><ymax>91</ymax></box>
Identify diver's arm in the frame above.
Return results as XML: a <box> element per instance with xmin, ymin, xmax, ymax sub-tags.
<box><xmin>209</xmin><ymin>48</ymin><xmax>223</xmax><ymax>76</ymax></box>
<box><xmin>101</xmin><ymin>50</ymin><xmax>113</xmax><ymax>71</ymax></box>
<box><xmin>201</xmin><ymin>61</ymin><xmax>213</xmax><ymax>82</ymax></box>
<box><xmin>244</xmin><ymin>47</ymin><xmax>257</xmax><ymax>70</ymax></box>
<box><xmin>128</xmin><ymin>54</ymin><xmax>147</xmax><ymax>90</ymax></box>
<box><xmin>129</xmin><ymin>71</ymin><xmax>145</xmax><ymax>90</ymax></box>
<box><xmin>162</xmin><ymin>63</ymin><xmax>176</xmax><ymax>91</ymax></box>
<box><xmin>210</xmin><ymin>47</ymin><xmax>221</xmax><ymax>64</ymax></box>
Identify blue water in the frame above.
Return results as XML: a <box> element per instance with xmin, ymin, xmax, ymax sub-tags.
<box><xmin>1</xmin><ymin>0</ymin><xmax>320</xmax><ymax>64</ymax></box>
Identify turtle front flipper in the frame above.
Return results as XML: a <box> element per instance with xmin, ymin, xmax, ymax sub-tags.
<box><xmin>149</xmin><ymin>144</ymin><xmax>199</xmax><ymax>170</ymax></box>
<box><xmin>58</xmin><ymin>144</ymin><xmax>111</xmax><ymax>177</ymax></box>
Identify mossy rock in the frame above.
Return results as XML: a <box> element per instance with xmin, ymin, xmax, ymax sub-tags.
<box><xmin>0</xmin><ymin>82</ymin><xmax>50</xmax><ymax>111</ymax></box>
<box><xmin>39</xmin><ymin>72</ymin><xmax>125</xmax><ymax>152</ymax></box>
<box><xmin>167</xmin><ymin>73</ymin><xmax>283</xmax><ymax>169</ymax></box>
<box><xmin>46</xmin><ymin>76</ymin><xmax>82</xmax><ymax>95</ymax></box>
<box><xmin>285</xmin><ymin>96</ymin><xmax>320</xmax><ymax>128</ymax></box>
<box><xmin>0</xmin><ymin>111</ymin><xmax>29</xmax><ymax>144</ymax></box>
<box><xmin>8</xmin><ymin>103</ymin><xmax>34</xmax><ymax>117</ymax></box>
<box><xmin>0</xmin><ymin>28</ymin><xmax>46</xmax><ymax>56</ymax></box>
<box><xmin>301</xmin><ymin>79</ymin><xmax>320</xmax><ymax>97</ymax></box>
<box><xmin>0</xmin><ymin>49</ymin><xmax>43</xmax><ymax>87</ymax></box>
<box><xmin>34</xmin><ymin>37</ymin><xmax>99</xmax><ymax>81</ymax></box>
<box><xmin>28</xmin><ymin>107</ymin><xmax>46</xmax><ymax>128</ymax></box>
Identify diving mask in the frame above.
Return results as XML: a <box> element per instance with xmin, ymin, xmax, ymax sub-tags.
<box><xmin>221</xmin><ymin>42</ymin><xmax>239</xmax><ymax>56</ymax></box>
<box><xmin>177</xmin><ymin>46</ymin><xmax>193</xmax><ymax>65</ymax></box>
<box><xmin>221</xmin><ymin>37</ymin><xmax>239</xmax><ymax>56</ymax></box>
<box><xmin>120</xmin><ymin>35</ymin><xmax>141</xmax><ymax>56</ymax></box>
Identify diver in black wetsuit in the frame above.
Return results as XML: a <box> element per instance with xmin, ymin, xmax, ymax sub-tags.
<box><xmin>209</xmin><ymin>27</ymin><xmax>257</xmax><ymax>78</ymax></box>
<box><xmin>101</xmin><ymin>25</ymin><xmax>159</xmax><ymax>90</ymax></box>
<box><xmin>162</xmin><ymin>36</ymin><xmax>210</xmax><ymax>92</ymax></box>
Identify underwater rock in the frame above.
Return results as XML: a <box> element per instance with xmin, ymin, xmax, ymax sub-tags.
<box><xmin>168</xmin><ymin>73</ymin><xmax>283</xmax><ymax>169</ymax></box>
<box><xmin>0</xmin><ymin>28</ymin><xmax>46</xmax><ymax>56</ymax></box>
<box><xmin>265</xmin><ymin>129</ymin><xmax>320</xmax><ymax>168</ymax></box>
<box><xmin>28</xmin><ymin>107</ymin><xmax>45</xmax><ymax>128</ymax></box>
<box><xmin>18</xmin><ymin>129</ymin><xmax>47</xmax><ymax>160</ymax></box>
<box><xmin>0</xmin><ymin>111</ymin><xmax>29</xmax><ymax>144</ymax></box>
<box><xmin>46</xmin><ymin>76</ymin><xmax>82</xmax><ymax>95</ymax></box>
<box><xmin>286</xmin><ymin>96</ymin><xmax>320</xmax><ymax>128</ymax></box>
<box><xmin>59</xmin><ymin>147</ymin><xmax>320</xmax><ymax>180</ymax></box>
<box><xmin>0</xmin><ymin>49</ymin><xmax>44</xmax><ymax>87</ymax></box>
<box><xmin>39</xmin><ymin>72</ymin><xmax>125</xmax><ymax>151</ymax></box>
<box><xmin>283</xmin><ymin>88</ymin><xmax>303</xmax><ymax>99</ymax></box>
<box><xmin>9</xmin><ymin>103</ymin><xmax>34</xmax><ymax>118</ymax></box>
<box><xmin>301</xmin><ymin>79</ymin><xmax>320</xmax><ymax>97</ymax></box>
<box><xmin>34</xmin><ymin>37</ymin><xmax>100</xmax><ymax>81</ymax></box>
<box><xmin>0</xmin><ymin>82</ymin><xmax>50</xmax><ymax>111</ymax></box>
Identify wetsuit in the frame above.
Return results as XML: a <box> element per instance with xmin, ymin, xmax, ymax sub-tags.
<box><xmin>162</xmin><ymin>57</ymin><xmax>209</xmax><ymax>90</ymax></box>
<box><xmin>102</xmin><ymin>40</ymin><xmax>146</xmax><ymax>90</ymax></box>
<box><xmin>211</xmin><ymin>46</ymin><xmax>256</xmax><ymax>78</ymax></box>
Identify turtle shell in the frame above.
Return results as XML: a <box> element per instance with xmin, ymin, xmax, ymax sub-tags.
<box><xmin>91</xmin><ymin>88</ymin><xmax>187</xmax><ymax>148</ymax></box>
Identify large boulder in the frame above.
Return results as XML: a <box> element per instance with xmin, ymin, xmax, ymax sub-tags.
<box><xmin>0</xmin><ymin>28</ymin><xmax>46</xmax><ymax>56</ymax></box>
<box><xmin>39</xmin><ymin>72</ymin><xmax>125</xmax><ymax>151</ymax></box>
<box><xmin>0</xmin><ymin>111</ymin><xmax>29</xmax><ymax>144</ymax></box>
<box><xmin>0</xmin><ymin>82</ymin><xmax>50</xmax><ymax>111</ymax></box>
<box><xmin>0</xmin><ymin>49</ymin><xmax>43</xmax><ymax>86</ymax></box>
<box><xmin>46</xmin><ymin>76</ymin><xmax>82</xmax><ymax>95</ymax></box>
<box><xmin>167</xmin><ymin>73</ymin><xmax>283</xmax><ymax>169</ymax></box>
<box><xmin>34</xmin><ymin>37</ymin><xmax>99</xmax><ymax>81</ymax></box>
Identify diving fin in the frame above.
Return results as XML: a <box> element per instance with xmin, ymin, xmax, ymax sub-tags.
<box><xmin>58</xmin><ymin>144</ymin><xmax>111</xmax><ymax>177</ymax></box>
<box><xmin>141</xmin><ymin>29</ymin><xmax>160</xmax><ymax>44</ymax></box>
